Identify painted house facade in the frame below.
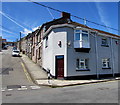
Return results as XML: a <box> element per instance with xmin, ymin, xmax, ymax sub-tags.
<box><xmin>18</xmin><ymin>12</ymin><xmax>120</xmax><ymax>79</ymax></box>
<box><xmin>42</xmin><ymin>12</ymin><xmax>120</xmax><ymax>79</ymax></box>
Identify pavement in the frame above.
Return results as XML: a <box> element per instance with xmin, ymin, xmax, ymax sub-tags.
<box><xmin>21</xmin><ymin>53</ymin><xmax>120</xmax><ymax>87</ymax></box>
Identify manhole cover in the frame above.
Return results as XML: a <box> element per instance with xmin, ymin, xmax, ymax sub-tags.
<box><xmin>7</xmin><ymin>85</ymin><xmax>21</xmax><ymax>89</ymax></box>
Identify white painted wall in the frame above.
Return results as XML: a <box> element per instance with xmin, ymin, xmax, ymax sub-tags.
<box><xmin>42</xmin><ymin>27</ymin><xmax>67</xmax><ymax>77</ymax></box>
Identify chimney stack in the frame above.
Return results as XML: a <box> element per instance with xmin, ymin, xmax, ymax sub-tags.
<box><xmin>61</xmin><ymin>12</ymin><xmax>71</xmax><ymax>19</ymax></box>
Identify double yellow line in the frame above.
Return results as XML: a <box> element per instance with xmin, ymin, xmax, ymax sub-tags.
<box><xmin>21</xmin><ymin>62</ymin><xmax>32</xmax><ymax>83</ymax></box>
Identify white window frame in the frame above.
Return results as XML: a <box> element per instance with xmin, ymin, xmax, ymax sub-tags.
<box><xmin>76</xmin><ymin>58</ymin><xmax>88</xmax><ymax>70</ymax></box>
<box><xmin>102</xmin><ymin>58</ymin><xmax>110</xmax><ymax>68</ymax></box>
<box><xmin>74</xmin><ymin>29</ymin><xmax>90</xmax><ymax>48</ymax></box>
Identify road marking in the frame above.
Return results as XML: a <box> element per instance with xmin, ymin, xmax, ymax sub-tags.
<box><xmin>1</xmin><ymin>89</ymin><xmax>5</xmax><ymax>92</ymax></box>
<box><xmin>30</xmin><ymin>86</ymin><xmax>41</xmax><ymax>90</ymax></box>
<box><xmin>21</xmin><ymin>85</ymin><xmax>27</xmax><ymax>88</ymax></box>
<box><xmin>8</xmin><ymin>89</ymin><xmax>13</xmax><ymax>91</ymax></box>
<box><xmin>21</xmin><ymin>62</ymin><xmax>32</xmax><ymax>83</ymax></box>
<box><xmin>17</xmin><ymin>87</ymin><xmax>27</xmax><ymax>91</ymax></box>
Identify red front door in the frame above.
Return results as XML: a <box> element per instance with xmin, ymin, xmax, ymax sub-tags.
<box><xmin>56</xmin><ymin>56</ymin><xmax>64</xmax><ymax>78</ymax></box>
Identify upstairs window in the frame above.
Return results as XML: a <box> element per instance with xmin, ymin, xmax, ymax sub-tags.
<box><xmin>82</xmin><ymin>31</ymin><xmax>89</xmax><ymax>46</ymax></box>
<box><xmin>101</xmin><ymin>38</ymin><xmax>109</xmax><ymax>47</ymax></box>
<box><xmin>75</xmin><ymin>30</ymin><xmax>80</xmax><ymax>40</ymax></box>
<box><xmin>74</xmin><ymin>29</ymin><xmax>90</xmax><ymax>49</ymax></box>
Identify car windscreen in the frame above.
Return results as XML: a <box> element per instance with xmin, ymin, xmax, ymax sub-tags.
<box><xmin>13</xmin><ymin>47</ymin><xmax>17</xmax><ymax>50</ymax></box>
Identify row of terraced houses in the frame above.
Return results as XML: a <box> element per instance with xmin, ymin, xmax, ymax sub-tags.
<box><xmin>17</xmin><ymin>12</ymin><xmax>120</xmax><ymax>79</ymax></box>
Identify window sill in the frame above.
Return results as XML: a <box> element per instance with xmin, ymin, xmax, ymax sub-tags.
<box><xmin>102</xmin><ymin>67</ymin><xmax>111</xmax><ymax>69</ymax></box>
<box><xmin>76</xmin><ymin>69</ymin><xmax>90</xmax><ymax>71</ymax></box>
<box><xmin>101</xmin><ymin>44</ymin><xmax>109</xmax><ymax>47</ymax></box>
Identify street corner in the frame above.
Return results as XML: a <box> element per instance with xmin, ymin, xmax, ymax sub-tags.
<box><xmin>36</xmin><ymin>77</ymin><xmax>120</xmax><ymax>88</ymax></box>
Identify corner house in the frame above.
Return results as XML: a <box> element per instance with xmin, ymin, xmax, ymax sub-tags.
<box><xmin>42</xmin><ymin>12</ymin><xmax>120</xmax><ymax>79</ymax></box>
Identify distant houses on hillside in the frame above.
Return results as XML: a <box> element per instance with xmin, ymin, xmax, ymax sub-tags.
<box><xmin>0</xmin><ymin>37</ymin><xmax>17</xmax><ymax>50</ymax></box>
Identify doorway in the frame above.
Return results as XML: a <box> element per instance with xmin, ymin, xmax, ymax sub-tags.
<box><xmin>55</xmin><ymin>55</ymin><xmax>64</xmax><ymax>78</ymax></box>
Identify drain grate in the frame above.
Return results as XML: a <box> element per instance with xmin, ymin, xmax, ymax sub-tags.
<box><xmin>7</xmin><ymin>85</ymin><xmax>21</xmax><ymax>89</ymax></box>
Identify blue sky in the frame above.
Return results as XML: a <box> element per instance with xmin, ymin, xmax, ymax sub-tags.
<box><xmin>1</xmin><ymin>2</ymin><xmax>118</xmax><ymax>42</ymax></box>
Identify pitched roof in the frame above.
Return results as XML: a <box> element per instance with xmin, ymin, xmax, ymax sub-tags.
<box><xmin>70</xmin><ymin>21</ymin><xmax>120</xmax><ymax>38</ymax></box>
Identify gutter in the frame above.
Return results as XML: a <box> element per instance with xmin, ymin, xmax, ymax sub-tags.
<box><xmin>43</xmin><ymin>24</ymin><xmax>74</xmax><ymax>38</ymax></box>
<box><xmin>110</xmin><ymin>37</ymin><xmax>115</xmax><ymax>77</ymax></box>
<box><xmin>95</xmin><ymin>32</ymin><xmax>99</xmax><ymax>79</ymax></box>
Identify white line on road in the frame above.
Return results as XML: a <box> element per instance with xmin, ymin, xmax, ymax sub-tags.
<box><xmin>7</xmin><ymin>89</ymin><xmax>13</xmax><ymax>91</ymax></box>
<box><xmin>30</xmin><ymin>86</ymin><xmax>41</xmax><ymax>90</ymax></box>
<box><xmin>17</xmin><ymin>88</ymin><xmax>28</xmax><ymax>91</ymax></box>
<box><xmin>1</xmin><ymin>89</ymin><xmax>5</xmax><ymax>92</ymax></box>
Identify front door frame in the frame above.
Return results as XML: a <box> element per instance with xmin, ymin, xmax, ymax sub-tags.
<box><xmin>55</xmin><ymin>55</ymin><xmax>64</xmax><ymax>79</ymax></box>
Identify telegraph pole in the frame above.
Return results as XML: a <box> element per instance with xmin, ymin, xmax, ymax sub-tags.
<box><xmin>19</xmin><ymin>32</ymin><xmax>21</xmax><ymax>52</ymax></box>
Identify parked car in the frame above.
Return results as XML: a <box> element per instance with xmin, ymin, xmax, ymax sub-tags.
<box><xmin>3</xmin><ymin>46</ymin><xmax>7</xmax><ymax>50</ymax></box>
<box><xmin>12</xmin><ymin>46</ymin><xmax>17</xmax><ymax>51</ymax></box>
<box><xmin>12</xmin><ymin>50</ymin><xmax>20</xmax><ymax>57</ymax></box>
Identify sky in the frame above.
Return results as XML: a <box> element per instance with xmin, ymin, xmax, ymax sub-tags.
<box><xmin>1</xmin><ymin>2</ymin><xmax>119</xmax><ymax>42</ymax></box>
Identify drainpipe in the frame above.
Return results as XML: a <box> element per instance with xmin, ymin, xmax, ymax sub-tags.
<box><xmin>95</xmin><ymin>32</ymin><xmax>99</xmax><ymax>79</ymax></box>
<box><xmin>110</xmin><ymin>37</ymin><xmax>115</xmax><ymax>77</ymax></box>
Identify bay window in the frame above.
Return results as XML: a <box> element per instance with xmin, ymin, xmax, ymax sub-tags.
<box><xmin>74</xmin><ymin>29</ymin><xmax>90</xmax><ymax>51</ymax></box>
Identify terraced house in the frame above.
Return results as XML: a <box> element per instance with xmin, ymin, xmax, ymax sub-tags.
<box><xmin>19</xmin><ymin>12</ymin><xmax>120</xmax><ymax>79</ymax></box>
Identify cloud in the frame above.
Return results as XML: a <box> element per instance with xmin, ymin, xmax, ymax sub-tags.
<box><xmin>21</xmin><ymin>28</ymin><xmax>32</xmax><ymax>35</ymax></box>
<box><xmin>32</xmin><ymin>26</ymin><xmax>39</xmax><ymax>31</ymax></box>
<box><xmin>21</xmin><ymin>26</ymin><xmax>40</xmax><ymax>36</ymax></box>
<box><xmin>95</xmin><ymin>2</ymin><xmax>111</xmax><ymax>32</ymax></box>
<box><xmin>0</xmin><ymin>11</ymin><xmax>26</xmax><ymax>29</ymax></box>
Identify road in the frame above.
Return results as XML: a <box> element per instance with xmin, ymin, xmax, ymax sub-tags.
<box><xmin>1</xmin><ymin>47</ymin><xmax>119</xmax><ymax>103</ymax></box>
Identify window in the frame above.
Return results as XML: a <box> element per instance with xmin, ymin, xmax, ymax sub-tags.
<box><xmin>38</xmin><ymin>47</ymin><xmax>41</xmax><ymax>59</ymax></box>
<box><xmin>82</xmin><ymin>33</ymin><xmax>89</xmax><ymax>45</ymax></box>
<box><xmin>74</xmin><ymin>29</ymin><xmax>90</xmax><ymax>48</ymax></box>
<box><xmin>102</xmin><ymin>59</ymin><xmax>110</xmax><ymax>68</ymax></box>
<box><xmin>36</xmin><ymin>35</ymin><xmax>38</xmax><ymax>44</ymax></box>
<box><xmin>76</xmin><ymin>59</ymin><xmax>89</xmax><ymax>70</ymax></box>
<box><xmin>80</xmin><ymin>59</ymin><xmax>88</xmax><ymax>69</ymax></box>
<box><xmin>32</xmin><ymin>47</ymin><xmax>35</xmax><ymax>56</ymax></box>
<box><xmin>75</xmin><ymin>30</ymin><xmax>80</xmax><ymax>40</ymax></box>
<box><xmin>76</xmin><ymin>59</ymin><xmax>79</xmax><ymax>69</ymax></box>
<box><xmin>45</xmin><ymin>37</ymin><xmax>48</xmax><ymax>48</ymax></box>
<box><xmin>101</xmin><ymin>38</ymin><xmax>108</xmax><ymax>47</ymax></box>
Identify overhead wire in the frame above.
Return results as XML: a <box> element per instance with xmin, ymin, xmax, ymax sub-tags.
<box><xmin>0</xmin><ymin>24</ymin><xmax>19</xmax><ymax>34</ymax></box>
<box><xmin>28</xmin><ymin>0</ymin><xmax>119</xmax><ymax>32</ymax></box>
